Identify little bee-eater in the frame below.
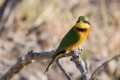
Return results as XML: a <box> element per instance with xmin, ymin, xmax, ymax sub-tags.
<box><xmin>45</xmin><ymin>16</ymin><xmax>90</xmax><ymax>73</ymax></box>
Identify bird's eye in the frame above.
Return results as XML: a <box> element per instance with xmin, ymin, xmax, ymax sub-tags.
<box><xmin>76</xmin><ymin>20</ymin><xmax>80</xmax><ymax>23</ymax></box>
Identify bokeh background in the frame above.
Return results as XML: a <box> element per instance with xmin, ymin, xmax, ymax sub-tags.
<box><xmin>0</xmin><ymin>0</ymin><xmax>120</xmax><ymax>80</ymax></box>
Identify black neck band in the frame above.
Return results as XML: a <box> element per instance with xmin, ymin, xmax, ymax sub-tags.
<box><xmin>76</xmin><ymin>28</ymin><xmax>87</xmax><ymax>32</ymax></box>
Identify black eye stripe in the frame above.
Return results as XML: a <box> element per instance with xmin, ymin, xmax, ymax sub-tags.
<box><xmin>76</xmin><ymin>28</ymin><xmax>87</xmax><ymax>32</ymax></box>
<box><xmin>83</xmin><ymin>21</ymin><xmax>90</xmax><ymax>25</ymax></box>
<box><xmin>76</xmin><ymin>20</ymin><xmax>90</xmax><ymax>25</ymax></box>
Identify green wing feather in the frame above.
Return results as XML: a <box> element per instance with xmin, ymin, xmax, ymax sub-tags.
<box><xmin>52</xmin><ymin>27</ymin><xmax>80</xmax><ymax>58</ymax></box>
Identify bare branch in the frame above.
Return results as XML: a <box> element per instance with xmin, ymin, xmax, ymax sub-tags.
<box><xmin>0</xmin><ymin>48</ymin><xmax>90</xmax><ymax>80</ymax></box>
<box><xmin>56</xmin><ymin>47</ymin><xmax>89</xmax><ymax>80</ymax></box>
<box><xmin>0</xmin><ymin>50</ymin><xmax>55</xmax><ymax>80</ymax></box>
<box><xmin>90</xmin><ymin>54</ymin><xmax>120</xmax><ymax>80</ymax></box>
<box><xmin>70</xmin><ymin>47</ymin><xmax>89</xmax><ymax>80</ymax></box>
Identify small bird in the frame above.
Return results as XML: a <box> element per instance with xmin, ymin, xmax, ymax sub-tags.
<box><xmin>45</xmin><ymin>16</ymin><xmax>90</xmax><ymax>74</ymax></box>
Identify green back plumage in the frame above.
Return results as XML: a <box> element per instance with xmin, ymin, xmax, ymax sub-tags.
<box><xmin>52</xmin><ymin>27</ymin><xmax>80</xmax><ymax>58</ymax></box>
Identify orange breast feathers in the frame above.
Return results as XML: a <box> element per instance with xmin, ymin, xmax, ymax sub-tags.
<box><xmin>67</xmin><ymin>28</ymin><xmax>90</xmax><ymax>51</ymax></box>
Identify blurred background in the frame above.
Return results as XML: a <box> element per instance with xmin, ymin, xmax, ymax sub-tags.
<box><xmin>0</xmin><ymin>0</ymin><xmax>120</xmax><ymax>80</ymax></box>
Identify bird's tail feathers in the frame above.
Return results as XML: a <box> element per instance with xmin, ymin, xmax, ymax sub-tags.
<box><xmin>45</xmin><ymin>58</ymin><xmax>55</xmax><ymax>74</ymax></box>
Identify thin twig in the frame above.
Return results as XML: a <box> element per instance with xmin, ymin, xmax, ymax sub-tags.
<box><xmin>56</xmin><ymin>60</ymin><xmax>73</xmax><ymax>80</ymax></box>
<box><xmin>90</xmin><ymin>54</ymin><xmax>120</xmax><ymax>80</ymax></box>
